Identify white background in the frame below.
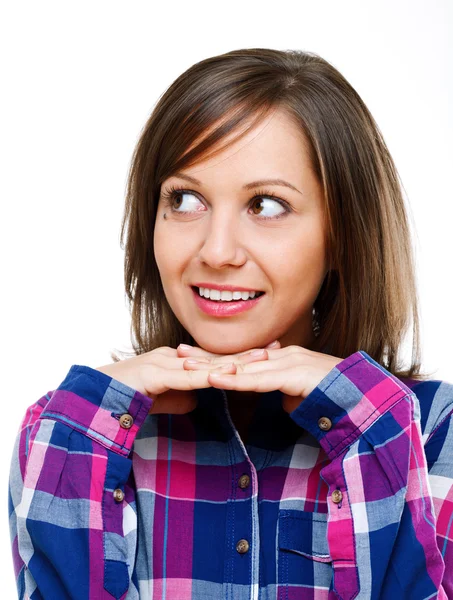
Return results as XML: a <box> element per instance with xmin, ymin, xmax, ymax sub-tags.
<box><xmin>2</xmin><ymin>0</ymin><xmax>452</xmax><ymax>594</ymax></box>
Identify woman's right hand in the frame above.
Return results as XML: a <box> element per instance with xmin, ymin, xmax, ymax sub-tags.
<box><xmin>95</xmin><ymin>345</ymin><xmax>271</xmax><ymax>415</ymax></box>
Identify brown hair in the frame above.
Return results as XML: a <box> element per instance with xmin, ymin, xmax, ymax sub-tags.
<box><xmin>110</xmin><ymin>47</ymin><xmax>434</xmax><ymax>381</ymax></box>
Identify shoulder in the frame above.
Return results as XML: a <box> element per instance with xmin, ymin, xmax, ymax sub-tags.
<box><xmin>399</xmin><ymin>376</ymin><xmax>453</xmax><ymax>443</ymax></box>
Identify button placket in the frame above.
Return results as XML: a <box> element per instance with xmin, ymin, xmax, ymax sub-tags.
<box><xmin>324</xmin><ymin>486</ymin><xmax>359</xmax><ymax>597</ymax></box>
<box><xmin>113</xmin><ymin>488</ymin><xmax>125</xmax><ymax>502</ymax></box>
<box><xmin>238</xmin><ymin>474</ymin><xmax>250</xmax><ymax>489</ymax></box>
<box><xmin>331</xmin><ymin>489</ymin><xmax>343</xmax><ymax>504</ymax></box>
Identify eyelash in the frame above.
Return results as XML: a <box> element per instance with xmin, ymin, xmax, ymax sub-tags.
<box><xmin>159</xmin><ymin>184</ymin><xmax>291</xmax><ymax>221</ymax></box>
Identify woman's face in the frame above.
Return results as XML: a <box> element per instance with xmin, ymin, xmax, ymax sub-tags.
<box><xmin>154</xmin><ymin>108</ymin><xmax>328</xmax><ymax>354</ymax></box>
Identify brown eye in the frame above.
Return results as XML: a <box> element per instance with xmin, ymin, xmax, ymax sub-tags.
<box><xmin>251</xmin><ymin>198</ymin><xmax>264</xmax><ymax>215</ymax></box>
<box><xmin>248</xmin><ymin>195</ymin><xmax>287</xmax><ymax>219</ymax></box>
<box><xmin>161</xmin><ymin>186</ymin><xmax>290</xmax><ymax>220</ymax></box>
<box><xmin>172</xmin><ymin>193</ymin><xmax>183</xmax><ymax>208</ymax></box>
<box><xmin>162</xmin><ymin>189</ymin><xmax>203</xmax><ymax>213</ymax></box>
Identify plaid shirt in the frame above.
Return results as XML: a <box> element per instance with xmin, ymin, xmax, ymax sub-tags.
<box><xmin>8</xmin><ymin>350</ymin><xmax>453</xmax><ymax>599</ymax></box>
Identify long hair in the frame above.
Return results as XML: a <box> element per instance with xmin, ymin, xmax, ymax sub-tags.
<box><xmin>111</xmin><ymin>48</ymin><xmax>433</xmax><ymax>381</ymax></box>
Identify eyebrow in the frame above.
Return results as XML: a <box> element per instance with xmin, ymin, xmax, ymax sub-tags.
<box><xmin>172</xmin><ymin>172</ymin><xmax>303</xmax><ymax>195</ymax></box>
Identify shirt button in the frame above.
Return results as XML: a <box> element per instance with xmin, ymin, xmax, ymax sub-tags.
<box><xmin>113</xmin><ymin>488</ymin><xmax>125</xmax><ymax>502</ymax></box>
<box><xmin>236</xmin><ymin>539</ymin><xmax>250</xmax><ymax>554</ymax></box>
<box><xmin>119</xmin><ymin>413</ymin><xmax>134</xmax><ymax>429</ymax></box>
<box><xmin>238</xmin><ymin>474</ymin><xmax>250</xmax><ymax>489</ymax></box>
<box><xmin>331</xmin><ymin>489</ymin><xmax>343</xmax><ymax>504</ymax></box>
<box><xmin>318</xmin><ymin>416</ymin><xmax>332</xmax><ymax>431</ymax></box>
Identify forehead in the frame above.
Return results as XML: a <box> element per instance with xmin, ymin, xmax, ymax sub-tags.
<box><xmin>170</xmin><ymin>108</ymin><xmax>312</xmax><ymax>184</ymax></box>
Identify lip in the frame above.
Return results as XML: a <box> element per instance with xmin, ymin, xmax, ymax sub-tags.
<box><xmin>191</xmin><ymin>286</ymin><xmax>265</xmax><ymax>317</ymax></box>
<box><xmin>192</xmin><ymin>282</ymin><xmax>264</xmax><ymax>292</ymax></box>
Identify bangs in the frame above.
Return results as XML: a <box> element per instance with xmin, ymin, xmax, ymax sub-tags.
<box><xmin>157</xmin><ymin>102</ymin><xmax>278</xmax><ymax>185</ymax></box>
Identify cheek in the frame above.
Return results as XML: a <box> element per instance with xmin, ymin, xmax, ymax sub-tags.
<box><xmin>270</xmin><ymin>230</ymin><xmax>326</xmax><ymax>289</ymax></box>
<box><xmin>153</xmin><ymin>225</ymin><xmax>174</xmax><ymax>282</ymax></box>
<box><xmin>154</xmin><ymin>223</ymin><xmax>175</xmax><ymax>266</ymax></box>
<box><xmin>153</xmin><ymin>223</ymin><xmax>193</xmax><ymax>284</ymax></box>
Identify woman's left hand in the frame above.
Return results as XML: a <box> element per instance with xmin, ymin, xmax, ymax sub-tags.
<box><xmin>176</xmin><ymin>341</ymin><xmax>343</xmax><ymax>413</ymax></box>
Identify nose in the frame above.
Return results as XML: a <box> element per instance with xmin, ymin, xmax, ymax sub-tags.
<box><xmin>197</xmin><ymin>208</ymin><xmax>247</xmax><ymax>269</ymax></box>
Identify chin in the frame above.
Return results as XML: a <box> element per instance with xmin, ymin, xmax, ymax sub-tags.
<box><xmin>191</xmin><ymin>336</ymin><xmax>261</xmax><ymax>355</ymax></box>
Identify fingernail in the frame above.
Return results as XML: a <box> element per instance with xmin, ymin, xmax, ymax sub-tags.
<box><xmin>251</xmin><ymin>349</ymin><xmax>265</xmax><ymax>356</ymax></box>
<box><xmin>266</xmin><ymin>341</ymin><xmax>279</xmax><ymax>348</ymax></box>
<box><xmin>179</xmin><ymin>344</ymin><xmax>192</xmax><ymax>350</ymax></box>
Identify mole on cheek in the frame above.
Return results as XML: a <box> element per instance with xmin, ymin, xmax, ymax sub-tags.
<box><xmin>163</xmin><ymin>213</ymin><xmax>167</xmax><ymax>220</ymax></box>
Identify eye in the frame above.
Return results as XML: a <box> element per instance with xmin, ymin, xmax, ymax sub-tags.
<box><xmin>164</xmin><ymin>189</ymin><xmax>203</xmax><ymax>213</ymax></box>
<box><xmin>247</xmin><ymin>187</ymin><xmax>292</xmax><ymax>220</ymax></box>
<box><xmin>249</xmin><ymin>196</ymin><xmax>287</xmax><ymax>219</ymax></box>
<box><xmin>160</xmin><ymin>186</ymin><xmax>205</xmax><ymax>215</ymax></box>
<box><xmin>160</xmin><ymin>185</ymin><xmax>291</xmax><ymax>221</ymax></box>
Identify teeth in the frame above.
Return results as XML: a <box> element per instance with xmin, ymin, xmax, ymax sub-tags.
<box><xmin>209</xmin><ymin>289</ymin><xmax>221</xmax><ymax>301</ymax></box>
<box><xmin>198</xmin><ymin>287</ymin><xmax>261</xmax><ymax>301</ymax></box>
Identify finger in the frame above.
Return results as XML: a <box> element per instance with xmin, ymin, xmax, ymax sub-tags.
<box><xmin>147</xmin><ymin>354</ymin><xmax>242</xmax><ymax>372</ymax></box>
<box><xmin>212</xmin><ymin>362</ymin><xmax>237</xmax><ymax>372</ymax></box>
<box><xmin>183</xmin><ymin>360</ymin><xmax>243</xmax><ymax>372</ymax></box>
<box><xmin>177</xmin><ymin>343</ymin><xmax>305</xmax><ymax>361</ymax></box>
<box><xmin>152</xmin><ymin>345</ymin><xmax>299</xmax><ymax>371</ymax></box>
<box><xmin>208</xmin><ymin>366</ymin><xmax>305</xmax><ymax>397</ymax></box>
<box><xmin>184</xmin><ymin>350</ymin><xmax>303</xmax><ymax>373</ymax></box>
<box><xmin>176</xmin><ymin>344</ymin><xmax>218</xmax><ymax>357</ymax></box>
<box><xmin>153</xmin><ymin>363</ymin><xmax>237</xmax><ymax>393</ymax></box>
<box><xmin>182</xmin><ymin>351</ymin><xmax>270</xmax><ymax>369</ymax></box>
<box><xmin>149</xmin><ymin>346</ymin><xmax>180</xmax><ymax>357</ymax></box>
<box><xmin>230</xmin><ymin>352</ymin><xmax>303</xmax><ymax>373</ymax></box>
<box><xmin>177</xmin><ymin>345</ymin><xmax>271</xmax><ymax>365</ymax></box>
<box><xmin>264</xmin><ymin>340</ymin><xmax>281</xmax><ymax>349</ymax></box>
<box><xmin>142</xmin><ymin>352</ymin><xmax>208</xmax><ymax>370</ymax></box>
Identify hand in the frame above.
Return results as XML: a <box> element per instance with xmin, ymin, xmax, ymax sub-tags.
<box><xmin>95</xmin><ymin>343</ymin><xmax>271</xmax><ymax>415</ymax></box>
<box><xmin>177</xmin><ymin>341</ymin><xmax>344</xmax><ymax>413</ymax></box>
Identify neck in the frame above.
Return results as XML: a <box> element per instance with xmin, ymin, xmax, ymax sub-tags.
<box><xmin>226</xmin><ymin>390</ymin><xmax>261</xmax><ymax>422</ymax></box>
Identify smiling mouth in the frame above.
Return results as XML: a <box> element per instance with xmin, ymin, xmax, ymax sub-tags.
<box><xmin>190</xmin><ymin>286</ymin><xmax>265</xmax><ymax>302</ymax></box>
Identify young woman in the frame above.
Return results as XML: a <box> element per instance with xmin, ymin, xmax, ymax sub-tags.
<box><xmin>9</xmin><ymin>48</ymin><xmax>452</xmax><ymax>599</ymax></box>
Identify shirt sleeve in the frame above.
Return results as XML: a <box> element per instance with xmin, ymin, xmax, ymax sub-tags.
<box><xmin>8</xmin><ymin>365</ymin><xmax>154</xmax><ymax>600</ymax></box>
<box><xmin>423</xmin><ymin>392</ymin><xmax>453</xmax><ymax>598</ymax></box>
<box><xmin>288</xmin><ymin>350</ymin><xmax>450</xmax><ymax>598</ymax></box>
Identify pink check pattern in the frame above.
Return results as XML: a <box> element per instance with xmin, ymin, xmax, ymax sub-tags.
<box><xmin>8</xmin><ymin>350</ymin><xmax>453</xmax><ymax>599</ymax></box>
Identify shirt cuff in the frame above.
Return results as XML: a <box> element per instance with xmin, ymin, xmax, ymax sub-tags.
<box><xmin>289</xmin><ymin>350</ymin><xmax>415</xmax><ymax>460</ymax></box>
<box><xmin>39</xmin><ymin>364</ymin><xmax>155</xmax><ymax>456</ymax></box>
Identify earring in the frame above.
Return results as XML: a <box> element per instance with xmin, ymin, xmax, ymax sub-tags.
<box><xmin>163</xmin><ymin>213</ymin><xmax>167</xmax><ymax>220</ymax></box>
<box><xmin>312</xmin><ymin>307</ymin><xmax>321</xmax><ymax>338</ymax></box>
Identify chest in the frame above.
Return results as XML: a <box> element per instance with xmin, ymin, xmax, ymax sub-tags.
<box><xmin>129</xmin><ymin>428</ymin><xmax>342</xmax><ymax>598</ymax></box>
